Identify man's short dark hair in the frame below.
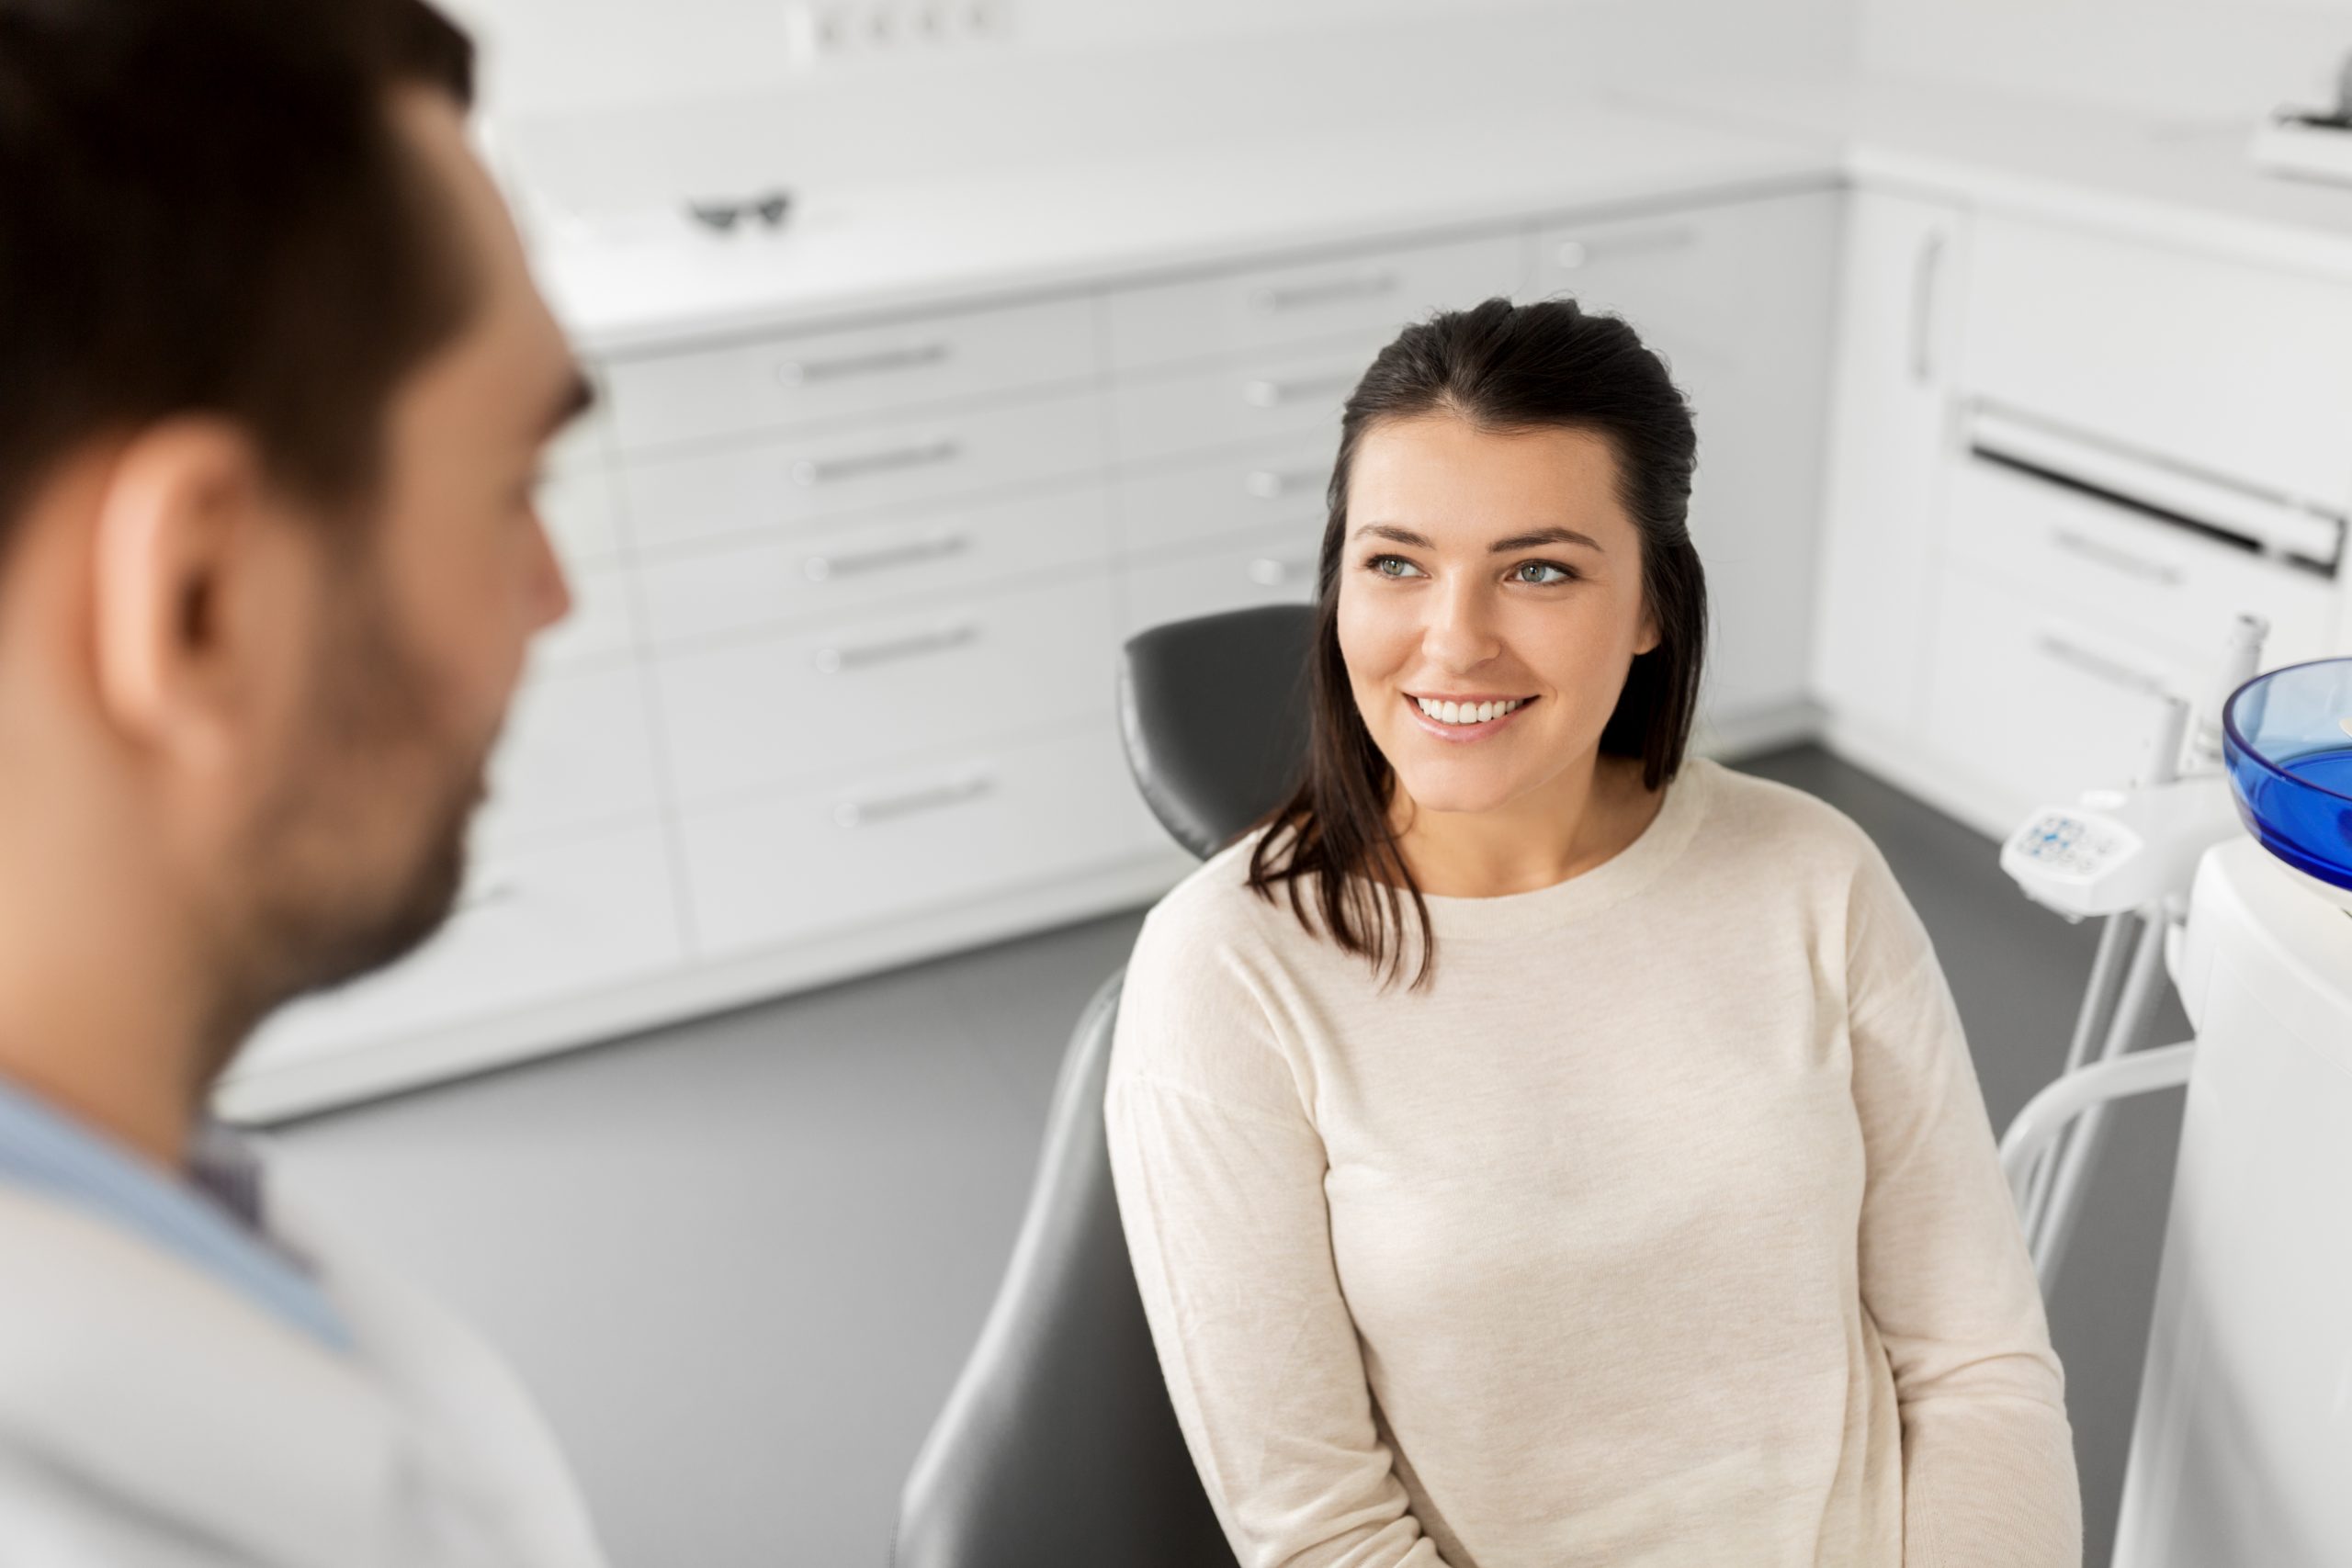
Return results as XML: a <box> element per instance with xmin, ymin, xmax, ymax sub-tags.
<box><xmin>0</xmin><ymin>0</ymin><xmax>479</xmax><ymax>542</ymax></box>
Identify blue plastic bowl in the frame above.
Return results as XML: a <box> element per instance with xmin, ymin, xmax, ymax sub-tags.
<box><xmin>2222</xmin><ymin>657</ymin><xmax>2352</xmax><ymax>899</ymax></box>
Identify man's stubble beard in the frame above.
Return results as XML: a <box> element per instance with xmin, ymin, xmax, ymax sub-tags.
<box><xmin>198</xmin><ymin>567</ymin><xmax>502</xmax><ymax>1081</ymax></box>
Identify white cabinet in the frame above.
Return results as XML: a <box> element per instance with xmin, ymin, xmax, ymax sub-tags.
<box><xmin>1535</xmin><ymin>189</ymin><xmax>1844</xmax><ymax>727</ymax></box>
<box><xmin>1107</xmin><ymin>231</ymin><xmax>1527</xmax><ymax>372</ymax></box>
<box><xmin>1810</xmin><ymin>190</ymin><xmax>1968</xmax><ymax>743</ymax></box>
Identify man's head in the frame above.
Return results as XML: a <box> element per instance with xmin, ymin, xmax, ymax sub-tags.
<box><xmin>0</xmin><ymin>0</ymin><xmax>582</xmax><ymax>1087</ymax></box>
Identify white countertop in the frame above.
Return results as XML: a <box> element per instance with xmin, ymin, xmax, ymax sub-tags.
<box><xmin>530</xmin><ymin>99</ymin><xmax>1837</xmax><ymax>355</ymax></box>
<box><xmin>1613</xmin><ymin>69</ymin><xmax>2352</xmax><ymax>280</ymax></box>
<box><xmin>520</xmin><ymin>31</ymin><xmax>2352</xmax><ymax>357</ymax></box>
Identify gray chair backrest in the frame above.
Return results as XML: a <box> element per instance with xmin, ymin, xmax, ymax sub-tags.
<box><xmin>892</xmin><ymin>603</ymin><xmax>1315</xmax><ymax>1568</ymax></box>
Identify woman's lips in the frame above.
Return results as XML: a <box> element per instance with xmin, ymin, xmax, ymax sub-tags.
<box><xmin>1401</xmin><ymin>691</ymin><xmax>1537</xmax><ymax>744</ymax></box>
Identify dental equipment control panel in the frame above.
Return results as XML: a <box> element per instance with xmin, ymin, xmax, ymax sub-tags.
<box><xmin>2002</xmin><ymin>616</ymin><xmax>2267</xmax><ymax>923</ymax></box>
<box><xmin>2000</xmin><ymin>785</ymin><xmax>2233</xmax><ymax>921</ymax></box>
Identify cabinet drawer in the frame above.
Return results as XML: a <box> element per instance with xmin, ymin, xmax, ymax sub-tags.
<box><xmin>1108</xmin><ymin>230</ymin><xmax>1524</xmax><ymax>372</ymax></box>
<box><xmin>602</xmin><ymin>294</ymin><xmax>1098</xmax><ymax>454</ymax></box>
<box><xmin>638</xmin><ymin>481</ymin><xmax>1113</xmax><ymax>648</ymax></box>
<box><xmin>620</xmin><ymin>388</ymin><xmax>1108</xmax><ymax>551</ymax></box>
<box><xmin>536</xmin><ymin>558</ymin><xmax>639</xmax><ymax>671</ymax></box>
<box><xmin>1125</xmin><ymin>526</ymin><xmax>1322</xmax><ymax>635</ymax></box>
<box><xmin>1925</xmin><ymin>561</ymin><xmax>2201</xmax><ymax>818</ymax></box>
<box><xmin>654</xmin><ymin>569</ymin><xmax>1120</xmax><ymax>804</ymax></box>
<box><xmin>1118</xmin><ymin>439</ymin><xmax>1333</xmax><ymax>558</ymax></box>
<box><xmin>1112</xmin><ymin>340</ymin><xmax>1378</xmax><ymax>468</ymax></box>
<box><xmin>1963</xmin><ymin>214</ymin><xmax>2352</xmax><ymax>508</ymax></box>
<box><xmin>474</xmin><ymin>662</ymin><xmax>662</xmax><ymax>853</ymax></box>
<box><xmin>680</xmin><ymin>722</ymin><xmax>1146</xmax><ymax>956</ymax></box>
<box><xmin>1533</xmin><ymin>192</ymin><xmax>1840</xmax><ymax>368</ymax></box>
<box><xmin>235</xmin><ymin>821</ymin><xmax>684</xmax><ymax>1064</ymax></box>
<box><xmin>1944</xmin><ymin>456</ymin><xmax>2341</xmax><ymax>670</ymax></box>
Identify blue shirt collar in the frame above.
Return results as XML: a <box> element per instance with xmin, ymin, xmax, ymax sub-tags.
<box><xmin>0</xmin><ymin>1077</ymin><xmax>353</xmax><ymax>1354</ymax></box>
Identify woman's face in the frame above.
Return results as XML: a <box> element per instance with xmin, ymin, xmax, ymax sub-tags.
<box><xmin>1335</xmin><ymin>412</ymin><xmax>1660</xmax><ymax>818</ymax></box>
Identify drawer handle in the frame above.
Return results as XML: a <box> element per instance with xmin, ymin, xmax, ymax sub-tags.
<box><xmin>1248</xmin><ymin>554</ymin><xmax>1318</xmax><ymax>587</ymax></box>
<box><xmin>1244</xmin><ymin>466</ymin><xmax>1328</xmax><ymax>501</ymax></box>
<box><xmin>1555</xmin><ymin>227</ymin><xmax>1696</xmax><ymax>270</ymax></box>
<box><xmin>2035</xmin><ymin>632</ymin><xmax>2170</xmax><ymax>698</ymax></box>
<box><xmin>791</xmin><ymin>438</ymin><xmax>962</xmax><ymax>487</ymax></box>
<box><xmin>813</xmin><ymin>620</ymin><xmax>979</xmax><ymax>674</ymax></box>
<box><xmin>1910</xmin><ymin>231</ymin><xmax>1946</xmax><ymax>385</ymax></box>
<box><xmin>1250</xmin><ymin>270</ymin><xmax>1398</xmax><ymax>313</ymax></box>
<box><xmin>803</xmin><ymin>530</ymin><xmax>971</xmax><ymax>581</ymax></box>
<box><xmin>1241</xmin><ymin>371</ymin><xmax>1360</xmax><ymax>409</ymax></box>
<box><xmin>832</xmin><ymin>768</ymin><xmax>993</xmax><ymax>828</ymax></box>
<box><xmin>2050</xmin><ymin>528</ymin><xmax>2184</xmax><ymax>586</ymax></box>
<box><xmin>775</xmin><ymin>341</ymin><xmax>951</xmax><ymax>387</ymax></box>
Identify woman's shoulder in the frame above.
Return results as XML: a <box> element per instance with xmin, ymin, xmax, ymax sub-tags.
<box><xmin>1134</xmin><ymin>824</ymin><xmax>1305</xmax><ymax>967</ymax></box>
<box><xmin>1690</xmin><ymin>756</ymin><xmax>1887</xmax><ymax>883</ymax></box>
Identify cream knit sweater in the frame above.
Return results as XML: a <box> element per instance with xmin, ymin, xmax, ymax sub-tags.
<box><xmin>1105</xmin><ymin>756</ymin><xmax>2081</xmax><ymax>1568</ymax></box>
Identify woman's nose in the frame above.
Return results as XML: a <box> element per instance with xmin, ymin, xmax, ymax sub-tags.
<box><xmin>1420</xmin><ymin>578</ymin><xmax>1500</xmax><ymax>671</ymax></box>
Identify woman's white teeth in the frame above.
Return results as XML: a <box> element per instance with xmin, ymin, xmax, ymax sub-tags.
<box><xmin>1416</xmin><ymin>696</ymin><xmax>1524</xmax><ymax>726</ymax></box>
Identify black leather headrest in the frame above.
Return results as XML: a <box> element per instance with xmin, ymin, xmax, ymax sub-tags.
<box><xmin>1117</xmin><ymin>604</ymin><xmax>1316</xmax><ymax>862</ymax></box>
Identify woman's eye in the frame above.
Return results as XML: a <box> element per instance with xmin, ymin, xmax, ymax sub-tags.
<box><xmin>1513</xmin><ymin>560</ymin><xmax>1577</xmax><ymax>585</ymax></box>
<box><xmin>1367</xmin><ymin>554</ymin><xmax>1426</xmax><ymax>580</ymax></box>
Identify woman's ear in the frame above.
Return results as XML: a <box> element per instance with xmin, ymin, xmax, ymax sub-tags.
<box><xmin>1634</xmin><ymin>603</ymin><xmax>1662</xmax><ymax>659</ymax></box>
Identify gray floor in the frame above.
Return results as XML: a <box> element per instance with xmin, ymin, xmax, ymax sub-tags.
<box><xmin>266</xmin><ymin>741</ymin><xmax>2184</xmax><ymax>1568</ymax></box>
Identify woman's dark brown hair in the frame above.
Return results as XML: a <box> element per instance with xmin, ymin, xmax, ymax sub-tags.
<box><xmin>1244</xmin><ymin>294</ymin><xmax>1707</xmax><ymax>991</ymax></box>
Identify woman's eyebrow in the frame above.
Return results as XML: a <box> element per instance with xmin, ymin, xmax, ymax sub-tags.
<box><xmin>1351</xmin><ymin>522</ymin><xmax>1605</xmax><ymax>553</ymax></box>
<box><xmin>1488</xmin><ymin>525</ymin><xmax>1604</xmax><ymax>553</ymax></box>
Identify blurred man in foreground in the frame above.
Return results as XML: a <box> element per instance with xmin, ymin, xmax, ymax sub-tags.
<box><xmin>0</xmin><ymin>0</ymin><xmax>608</xmax><ymax>1560</ymax></box>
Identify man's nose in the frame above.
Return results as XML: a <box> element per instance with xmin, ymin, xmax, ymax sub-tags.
<box><xmin>526</xmin><ymin>515</ymin><xmax>573</xmax><ymax>636</ymax></box>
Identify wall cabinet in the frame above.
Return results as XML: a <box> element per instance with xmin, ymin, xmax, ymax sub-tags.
<box><xmin>1809</xmin><ymin>189</ymin><xmax>1967</xmax><ymax>748</ymax></box>
<box><xmin>1813</xmin><ymin>192</ymin><xmax>2352</xmax><ymax>836</ymax></box>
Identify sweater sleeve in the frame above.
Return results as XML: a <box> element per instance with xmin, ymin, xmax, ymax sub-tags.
<box><xmin>1103</xmin><ymin>902</ymin><xmax>1455</xmax><ymax>1568</ymax></box>
<box><xmin>1845</xmin><ymin>840</ymin><xmax>2085</xmax><ymax>1568</ymax></box>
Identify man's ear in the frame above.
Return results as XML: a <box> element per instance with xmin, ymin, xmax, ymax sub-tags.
<box><xmin>87</xmin><ymin>420</ymin><xmax>282</xmax><ymax>769</ymax></box>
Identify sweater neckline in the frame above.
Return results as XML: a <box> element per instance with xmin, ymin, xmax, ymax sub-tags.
<box><xmin>1396</xmin><ymin>755</ymin><xmax>1717</xmax><ymax>941</ymax></box>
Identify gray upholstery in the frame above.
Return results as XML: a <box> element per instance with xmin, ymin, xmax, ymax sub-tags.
<box><xmin>1118</xmin><ymin>604</ymin><xmax>1317</xmax><ymax>859</ymax></box>
<box><xmin>892</xmin><ymin>603</ymin><xmax>1315</xmax><ymax>1568</ymax></box>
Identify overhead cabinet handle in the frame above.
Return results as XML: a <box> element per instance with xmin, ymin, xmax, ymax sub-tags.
<box><xmin>1248</xmin><ymin>554</ymin><xmax>1318</xmax><ymax>587</ymax></box>
<box><xmin>812</xmin><ymin>620</ymin><xmax>979</xmax><ymax>674</ymax></box>
<box><xmin>1910</xmin><ymin>230</ymin><xmax>1946</xmax><ymax>385</ymax></box>
<box><xmin>801</xmin><ymin>530</ymin><xmax>970</xmax><ymax>581</ymax></box>
<box><xmin>2035</xmin><ymin>630</ymin><xmax>2171</xmax><ymax>698</ymax></box>
<box><xmin>831</xmin><ymin>768</ymin><xmax>993</xmax><ymax>829</ymax></box>
<box><xmin>1553</xmin><ymin>226</ymin><xmax>1697</xmax><ymax>270</ymax></box>
<box><xmin>791</xmin><ymin>438</ymin><xmax>963</xmax><ymax>488</ymax></box>
<box><xmin>1244</xmin><ymin>466</ymin><xmax>1328</xmax><ymax>500</ymax></box>
<box><xmin>775</xmin><ymin>341</ymin><xmax>952</xmax><ymax>387</ymax></box>
<box><xmin>1241</xmin><ymin>371</ymin><xmax>1360</xmax><ymax>409</ymax></box>
<box><xmin>1965</xmin><ymin>402</ymin><xmax>2346</xmax><ymax>570</ymax></box>
<box><xmin>2049</xmin><ymin>527</ymin><xmax>2183</xmax><ymax>586</ymax></box>
<box><xmin>1250</xmin><ymin>271</ymin><xmax>1398</xmax><ymax>313</ymax></box>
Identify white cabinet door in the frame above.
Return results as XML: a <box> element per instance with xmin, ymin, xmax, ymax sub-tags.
<box><xmin>1808</xmin><ymin>189</ymin><xmax>1968</xmax><ymax>740</ymax></box>
<box><xmin>1535</xmin><ymin>189</ymin><xmax>1843</xmax><ymax>726</ymax></box>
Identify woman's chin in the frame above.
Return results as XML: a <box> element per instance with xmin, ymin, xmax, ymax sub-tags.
<box><xmin>1388</xmin><ymin>766</ymin><xmax>1530</xmax><ymax>820</ymax></box>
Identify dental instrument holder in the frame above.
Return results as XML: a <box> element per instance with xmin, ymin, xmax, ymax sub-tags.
<box><xmin>1996</xmin><ymin>614</ymin><xmax>2267</xmax><ymax>1292</ymax></box>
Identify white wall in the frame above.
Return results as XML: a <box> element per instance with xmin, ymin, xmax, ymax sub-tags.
<box><xmin>448</xmin><ymin>0</ymin><xmax>1544</xmax><ymax>121</ymax></box>
<box><xmin>1860</xmin><ymin>0</ymin><xmax>2352</xmax><ymax>119</ymax></box>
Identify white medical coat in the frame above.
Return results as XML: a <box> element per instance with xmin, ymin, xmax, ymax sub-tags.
<box><xmin>0</xmin><ymin>1183</ymin><xmax>607</xmax><ymax>1568</ymax></box>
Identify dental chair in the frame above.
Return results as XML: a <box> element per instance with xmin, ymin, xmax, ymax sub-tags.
<box><xmin>890</xmin><ymin>603</ymin><xmax>1315</xmax><ymax>1568</ymax></box>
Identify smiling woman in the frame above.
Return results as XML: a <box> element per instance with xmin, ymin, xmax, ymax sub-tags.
<box><xmin>1104</xmin><ymin>298</ymin><xmax>2083</xmax><ymax>1568</ymax></box>
<box><xmin>1250</xmin><ymin>296</ymin><xmax>1708</xmax><ymax>987</ymax></box>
